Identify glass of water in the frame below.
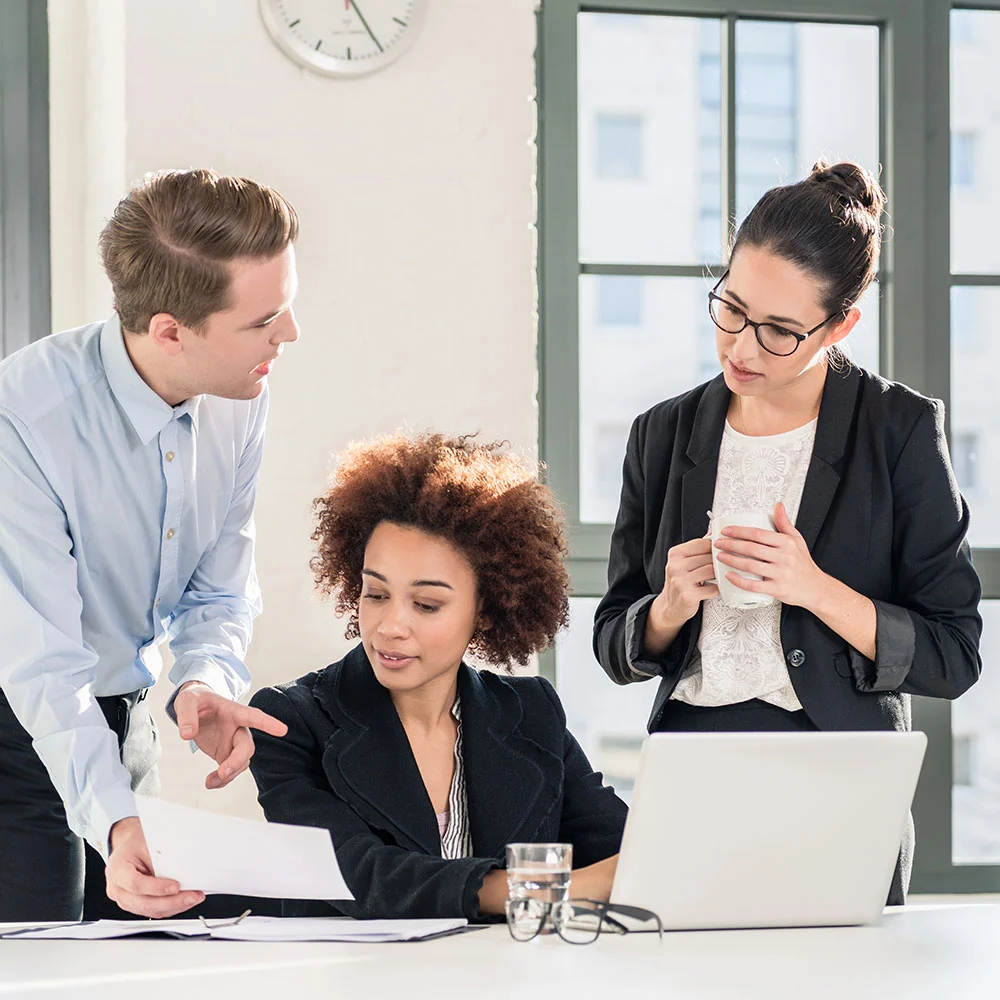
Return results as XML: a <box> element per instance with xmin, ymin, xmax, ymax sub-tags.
<box><xmin>505</xmin><ymin>842</ymin><xmax>572</xmax><ymax>938</ymax></box>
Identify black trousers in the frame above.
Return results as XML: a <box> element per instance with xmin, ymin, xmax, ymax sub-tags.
<box><xmin>0</xmin><ymin>686</ymin><xmax>160</xmax><ymax>921</ymax></box>
<box><xmin>0</xmin><ymin>688</ymin><xmax>279</xmax><ymax>921</ymax></box>
<box><xmin>654</xmin><ymin>698</ymin><xmax>911</xmax><ymax>906</ymax></box>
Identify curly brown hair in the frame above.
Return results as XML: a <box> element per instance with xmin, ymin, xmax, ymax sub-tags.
<box><xmin>311</xmin><ymin>434</ymin><xmax>570</xmax><ymax>667</ymax></box>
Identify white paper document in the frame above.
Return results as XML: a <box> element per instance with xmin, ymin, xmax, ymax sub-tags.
<box><xmin>135</xmin><ymin>795</ymin><xmax>353</xmax><ymax>901</ymax></box>
<box><xmin>0</xmin><ymin>920</ymin><xmax>207</xmax><ymax>941</ymax></box>
<box><xmin>209</xmin><ymin>916</ymin><xmax>469</xmax><ymax>942</ymax></box>
<box><xmin>0</xmin><ymin>917</ymin><xmax>468</xmax><ymax>943</ymax></box>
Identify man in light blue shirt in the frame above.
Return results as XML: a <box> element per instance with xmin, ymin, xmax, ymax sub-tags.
<box><xmin>0</xmin><ymin>169</ymin><xmax>299</xmax><ymax>920</ymax></box>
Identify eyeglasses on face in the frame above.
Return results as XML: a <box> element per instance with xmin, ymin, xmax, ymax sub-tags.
<box><xmin>707</xmin><ymin>271</ymin><xmax>841</xmax><ymax>357</ymax></box>
<box><xmin>505</xmin><ymin>896</ymin><xmax>663</xmax><ymax>944</ymax></box>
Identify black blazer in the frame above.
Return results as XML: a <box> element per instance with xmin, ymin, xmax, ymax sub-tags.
<box><xmin>248</xmin><ymin>644</ymin><xmax>627</xmax><ymax>921</ymax></box>
<box><xmin>594</xmin><ymin>364</ymin><xmax>983</xmax><ymax>734</ymax></box>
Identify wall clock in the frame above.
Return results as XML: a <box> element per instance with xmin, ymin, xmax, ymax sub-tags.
<box><xmin>259</xmin><ymin>1</ymin><xmax>428</xmax><ymax>78</ymax></box>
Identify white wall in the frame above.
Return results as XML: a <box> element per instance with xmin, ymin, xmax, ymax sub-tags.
<box><xmin>49</xmin><ymin>0</ymin><xmax>539</xmax><ymax>818</ymax></box>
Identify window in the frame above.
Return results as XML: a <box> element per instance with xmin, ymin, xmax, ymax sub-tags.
<box><xmin>540</xmin><ymin>0</ymin><xmax>1000</xmax><ymax>895</ymax></box>
<box><xmin>953</xmin><ymin>602</ymin><xmax>1000</xmax><ymax>863</ymax></box>
<box><xmin>595</xmin><ymin>114</ymin><xmax>644</xmax><ymax>179</ymax></box>
<box><xmin>952</xmin><ymin>8</ymin><xmax>978</xmax><ymax>45</ymax></box>
<box><xmin>948</xmin><ymin>8</ymin><xmax>1000</xmax><ymax>874</ymax></box>
<box><xmin>553</xmin><ymin>597</ymin><xmax>652</xmax><ymax>805</ymax></box>
<box><xmin>950</xmin><ymin>11</ymin><xmax>1000</xmax><ymax>550</ymax></box>
<box><xmin>573</xmin><ymin>9</ymin><xmax>880</xmax><ymax>523</ymax></box>
<box><xmin>594</xmin><ymin>424</ymin><xmax>631</xmax><ymax>503</ymax></box>
<box><xmin>597</xmin><ymin>275</ymin><xmax>643</xmax><ymax>325</ymax></box>
<box><xmin>951</xmin><ymin>132</ymin><xmax>978</xmax><ymax>189</ymax></box>
<box><xmin>951</xmin><ymin>285</ymin><xmax>980</xmax><ymax>349</ymax></box>
<box><xmin>954</xmin><ymin>734</ymin><xmax>976</xmax><ymax>788</ymax></box>
<box><xmin>952</xmin><ymin>432</ymin><xmax>979</xmax><ymax>493</ymax></box>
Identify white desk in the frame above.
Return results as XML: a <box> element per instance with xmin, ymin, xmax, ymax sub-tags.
<box><xmin>2</xmin><ymin>904</ymin><xmax>999</xmax><ymax>999</ymax></box>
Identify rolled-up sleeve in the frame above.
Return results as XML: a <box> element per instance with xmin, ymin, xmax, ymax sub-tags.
<box><xmin>594</xmin><ymin>415</ymin><xmax>696</xmax><ymax>686</ymax></box>
<box><xmin>0</xmin><ymin>411</ymin><xmax>136</xmax><ymax>856</ymax></box>
<box><xmin>847</xmin><ymin>400</ymin><xmax>982</xmax><ymax>698</ymax></box>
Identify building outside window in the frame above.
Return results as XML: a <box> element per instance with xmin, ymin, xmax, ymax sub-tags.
<box><xmin>595</xmin><ymin>113</ymin><xmax>644</xmax><ymax>179</ymax></box>
<box><xmin>597</xmin><ymin>275</ymin><xmax>643</xmax><ymax>326</ymax></box>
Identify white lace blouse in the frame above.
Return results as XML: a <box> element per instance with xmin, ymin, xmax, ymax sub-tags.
<box><xmin>670</xmin><ymin>417</ymin><xmax>818</xmax><ymax>711</ymax></box>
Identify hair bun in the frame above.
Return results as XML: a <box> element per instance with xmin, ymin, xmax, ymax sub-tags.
<box><xmin>809</xmin><ymin>159</ymin><xmax>886</xmax><ymax>218</ymax></box>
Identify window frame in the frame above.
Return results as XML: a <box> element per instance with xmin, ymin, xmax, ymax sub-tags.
<box><xmin>537</xmin><ymin>0</ymin><xmax>1000</xmax><ymax>892</ymax></box>
<box><xmin>0</xmin><ymin>0</ymin><xmax>50</xmax><ymax>359</ymax></box>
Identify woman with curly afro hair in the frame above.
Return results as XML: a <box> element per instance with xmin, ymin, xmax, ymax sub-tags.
<box><xmin>249</xmin><ymin>433</ymin><xmax>627</xmax><ymax>921</ymax></box>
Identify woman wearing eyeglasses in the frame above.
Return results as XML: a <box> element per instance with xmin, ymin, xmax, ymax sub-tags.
<box><xmin>248</xmin><ymin>434</ymin><xmax>627</xmax><ymax>921</ymax></box>
<box><xmin>593</xmin><ymin>160</ymin><xmax>982</xmax><ymax>904</ymax></box>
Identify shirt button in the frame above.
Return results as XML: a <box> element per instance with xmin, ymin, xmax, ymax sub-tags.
<box><xmin>786</xmin><ymin>648</ymin><xmax>806</xmax><ymax>668</ymax></box>
<box><xmin>166</xmin><ymin>529</ymin><xmax>175</xmax><ymax>540</ymax></box>
<box><xmin>155</xmin><ymin>597</ymin><xmax>161</xmax><ymax>607</ymax></box>
<box><xmin>165</xmin><ymin>451</ymin><xmax>175</xmax><ymax>462</ymax></box>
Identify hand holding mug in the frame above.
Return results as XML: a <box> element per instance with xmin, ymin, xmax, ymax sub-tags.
<box><xmin>650</xmin><ymin>535</ymin><xmax>720</xmax><ymax>630</ymax></box>
<box><xmin>712</xmin><ymin>502</ymin><xmax>831</xmax><ymax>611</ymax></box>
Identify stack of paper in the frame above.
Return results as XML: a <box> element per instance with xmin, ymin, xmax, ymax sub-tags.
<box><xmin>0</xmin><ymin>917</ymin><xmax>468</xmax><ymax>943</ymax></box>
<box><xmin>210</xmin><ymin>917</ymin><xmax>469</xmax><ymax>942</ymax></box>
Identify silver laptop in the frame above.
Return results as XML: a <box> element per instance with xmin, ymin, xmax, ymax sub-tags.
<box><xmin>610</xmin><ymin>731</ymin><xmax>927</xmax><ymax>930</ymax></box>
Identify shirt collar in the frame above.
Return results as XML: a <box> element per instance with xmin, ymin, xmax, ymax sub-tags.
<box><xmin>100</xmin><ymin>314</ymin><xmax>201</xmax><ymax>444</ymax></box>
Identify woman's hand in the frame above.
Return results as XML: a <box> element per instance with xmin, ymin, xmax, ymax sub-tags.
<box><xmin>569</xmin><ymin>854</ymin><xmax>619</xmax><ymax>903</ymax></box>
<box><xmin>644</xmin><ymin>537</ymin><xmax>719</xmax><ymax>657</ymax></box>
<box><xmin>478</xmin><ymin>854</ymin><xmax>620</xmax><ymax>917</ymax></box>
<box><xmin>712</xmin><ymin>502</ymin><xmax>831</xmax><ymax>612</ymax></box>
<box><xmin>650</xmin><ymin>536</ymin><xmax>720</xmax><ymax>628</ymax></box>
<box><xmin>478</xmin><ymin>868</ymin><xmax>510</xmax><ymax>916</ymax></box>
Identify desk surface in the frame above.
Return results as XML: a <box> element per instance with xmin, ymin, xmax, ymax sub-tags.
<box><xmin>2</xmin><ymin>904</ymin><xmax>999</xmax><ymax>999</ymax></box>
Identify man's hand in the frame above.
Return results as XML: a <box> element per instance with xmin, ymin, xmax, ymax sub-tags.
<box><xmin>173</xmin><ymin>682</ymin><xmax>289</xmax><ymax>789</ymax></box>
<box><xmin>105</xmin><ymin>816</ymin><xmax>205</xmax><ymax>918</ymax></box>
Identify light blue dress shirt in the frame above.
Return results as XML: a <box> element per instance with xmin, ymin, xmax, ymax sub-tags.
<box><xmin>0</xmin><ymin>315</ymin><xmax>266</xmax><ymax>855</ymax></box>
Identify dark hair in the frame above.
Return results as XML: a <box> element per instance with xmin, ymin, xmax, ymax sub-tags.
<box><xmin>730</xmin><ymin>159</ymin><xmax>886</xmax><ymax>317</ymax></box>
<box><xmin>311</xmin><ymin>433</ymin><xmax>570</xmax><ymax>668</ymax></box>
<box><xmin>100</xmin><ymin>169</ymin><xmax>299</xmax><ymax>333</ymax></box>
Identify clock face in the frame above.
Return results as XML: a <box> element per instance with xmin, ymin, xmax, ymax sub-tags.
<box><xmin>259</xmin><ymin>0</ymin><xmax>426</xmax><ymax>78</ymax></box>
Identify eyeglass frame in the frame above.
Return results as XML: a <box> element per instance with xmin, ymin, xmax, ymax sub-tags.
<box><xmin>198</xmin><ymin>907</ymin><xmax>251</xmax><ymax>931</ymax></box>
<box><xmin>707</xmin><ymin>270</ymin><xmax>843</xmax><ymax>357</ymax></box>
<box><xmin>504</xmin><ymin>896</ymin><xmax>663</xmax><ymax>944</ymax></box>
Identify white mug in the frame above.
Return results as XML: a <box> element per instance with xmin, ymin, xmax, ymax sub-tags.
<box><xmin>710</xmin><ymin>508</ymin><xmax>777</xmax><ymax>609</ymax></box>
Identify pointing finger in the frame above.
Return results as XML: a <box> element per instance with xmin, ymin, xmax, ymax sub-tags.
<box><xmin>233</xmin><ymin>705</ymin><xmax>288</xmax><ymax>738</ymax></box>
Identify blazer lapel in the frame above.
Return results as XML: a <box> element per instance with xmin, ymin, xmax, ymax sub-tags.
<box><xmin>676</xmin><ymin>367</ymin><xmax>862</xmax><ymax>551</ymax></box>
<box><xmin>460</xmin><ymin>668</ymin><xmax>562</xmax><ymax>861</ymax></box>
<box><xmin>679</xmin><ymin>375</ymin><xmax>730</xmax><ymax>542</ymax></box>
<box><xmin>315</xmin><ymin>645</ymin><xmax>441</xmax><ymax>856</ymax></box>
<box><xmin>795</xmin><ymin>364</ymin><xmax>862</xmax><ymax>550</ymax></box>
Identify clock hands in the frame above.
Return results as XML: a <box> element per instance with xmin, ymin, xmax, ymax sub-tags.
<box><xmin>349</xmin><ymin>1</ymin><xmax>384</xmax><ymax>53</ymax></box>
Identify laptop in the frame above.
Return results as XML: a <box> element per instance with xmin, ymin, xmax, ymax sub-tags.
<box><xmin>610</xmin><ymin>730</ymin><xmax>927</xmax><ymax>930</ymax></box>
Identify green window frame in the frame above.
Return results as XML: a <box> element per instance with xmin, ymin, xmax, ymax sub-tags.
<box><xmin>0</xmin><ymin>0</ymin><xmax>50</xmax><ymax>358</ymax></box>
<box><xmin>537</xmin><ymin>0</ymin><xmax>1000</xmax><ymax>892</ymax></box>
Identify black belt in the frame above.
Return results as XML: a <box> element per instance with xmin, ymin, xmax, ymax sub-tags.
<box><xmin>96</xmin><ymin>689</ymin><xmax>149</xmax><ymax>749</ymax></box>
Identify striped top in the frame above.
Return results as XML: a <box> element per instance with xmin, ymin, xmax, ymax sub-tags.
<box><xmin>437</xmin><ymin>698</ymin><xmax>473</xmax><ymax>860</ymax></box>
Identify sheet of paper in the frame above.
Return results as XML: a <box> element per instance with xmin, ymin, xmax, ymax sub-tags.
<box><xmin>0</xmin><ymin>917</ymin><xmax>468</xmax><ymax>942</ymax></box>
<box><xmin>0</xmin><ymin>920</ymin><xmax>206</xmax><ymax>940</ymax></box>
<box><xmin>136</xmin><ymin>795</ymin><xmax>353</xmax><ymax>901</ymax></box>
<box><xmin>207</xmin><ymin>916</ymin><xmax>468</xmax><ymax>942</ymax></box>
